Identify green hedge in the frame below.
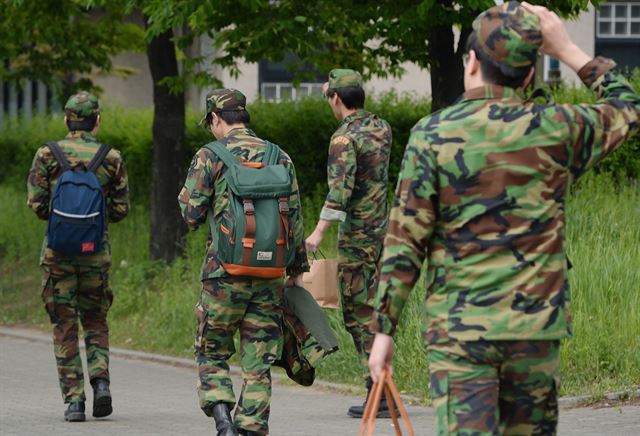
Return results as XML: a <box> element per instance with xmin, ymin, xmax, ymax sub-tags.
<box><xmin>1</xmin><ymin>72</ymin><xmax>639</xmax><ymax>199</ymax></box>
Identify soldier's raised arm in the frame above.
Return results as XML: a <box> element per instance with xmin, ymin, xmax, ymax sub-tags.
<box><xmin>523</xmin><ymin>2</ymin><xmax>640</xmax><ymax>176</ymax></box>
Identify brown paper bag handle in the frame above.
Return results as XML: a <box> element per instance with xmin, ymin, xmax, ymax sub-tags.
<box><xmin>358</xmin><ymin>369</ymin><xmax>414</xmax><ymax>436</ymax></box>
<box><xmin>309</xmin><ymin>248</ymin><xmax>327</xmax><ymax>261</ymax></box>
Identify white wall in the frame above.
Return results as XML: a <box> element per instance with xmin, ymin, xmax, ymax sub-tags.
<box><xmin>561</xmin><ymin>6</ymin><xmax>596</xmax><ymax>85</ymax></box>
<box><xmin>89</xmin><ymin>11</ymin><xmax>597</xmax><ymax>108</ymax></box>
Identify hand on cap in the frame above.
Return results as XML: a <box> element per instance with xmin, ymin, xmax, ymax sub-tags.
<box><xmin>521</xmin><ymin>2</ymin><xmax>572</xmax><ymax>59</ymax></box>
<box><xmin>522</xmin><ymin>2</ymin><xmax>591</xmax><ymax>72</ymax></box>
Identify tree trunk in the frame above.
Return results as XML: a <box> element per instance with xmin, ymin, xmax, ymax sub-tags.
<box><xmin>146</xmin><ymin>26</ymin><xmax>187</xmax><ymax>262</ymax></box>
<box><xmin>428</xmin><ymin>25</ymin><xmax>472</xmax><ymax>113</ymax></box>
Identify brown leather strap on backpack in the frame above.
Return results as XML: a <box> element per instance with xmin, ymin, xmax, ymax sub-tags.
<box><xmin>242</xmin><ymin>199</ymin><xmax>256</xmax><ymax>265</ymax></box>
<box><xmin>275</xmin><ymin>197</ymin><xmax>289</xmax><ymax>266</ymax></box>
<box><xmin>359</xmin><ymin>369</ymin><xmax>414</xmax><ymax>436</ymax></box>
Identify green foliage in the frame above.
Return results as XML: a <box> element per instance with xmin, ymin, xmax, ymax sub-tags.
<box><xmin>3</xmin><ymin>74</ymin><xmax>639</xmax><ymax>205</ymax></box>
<box><xmin>0</xmin><ymin>92</ymin><xmax>430</xmax><ymax>200</ymax></box>
<box><xmin>0</xmin><ymin>0</ymin><xmax>144</xmax><ymax>98</ymax></box>
<box><xmin>1</xmin><ymin>172</ymin><xmax>638</xmax><ymax>399</ymax></box>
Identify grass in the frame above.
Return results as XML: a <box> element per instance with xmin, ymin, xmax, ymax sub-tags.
<box><xmin>1</xmin><ymin>173</ymin><xmax>638</xmax><ymax>401</ymax></box>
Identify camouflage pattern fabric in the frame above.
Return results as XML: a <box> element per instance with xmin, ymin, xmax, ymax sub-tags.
<box><xmin>372</xmin><ymin>57</ymin><xmax>639</xmax><ymax>342</ymax></box>
<box><xmin>27</xmin><ymin>130</ymin><xmax>129</xmax><ymax>404</ymax></box>
<box><xmin>206</xmin><ymin>88</ymin><xmax>247</xmax><ymax>112</ymax></box>
<box><xmin>199</xmin><ymin>88</ymin><xmax>247</xmax><ymax>125</ymax></box>
<box><xmin>338</xmin><ymin>247</ymin><xmax>381</xmax><ymax>377</ymax></box>
<box><xmin>42</xmin><ymin>262</ymin><xmax>113</xmax><ymax>403</ymax></box>
<box><xmin>371</xmin><ymin>56</ymin><xmax>639</xmax><ymax>432</ymax></box>
<box><xmin>321</xmin><ymin>109</ymin><xmax>392</xmax><ymax>377</ymax></box>
<box><xmin>327</xmin><ymin>68</ymin><xmax>363</xmax><ymax>90</ymax></box>
<box><xmin>195</xmin><ymin>277</ymin><xmax>283</xmax><ymax>435</ymax></box>
<box><xmin>472</xmin><ymin>1</ymin><xmax>542</xmax><ymax>68</ymax></box>
<box><xmin>428</xmin><ymin>340</ymin><xmax>560</xmax><ymax>435</ymax></box>
<box><xmin>64</xmin><ymin>91</ymin><xmax>101</xmax><ymax>122</ymax></box>
<box><xmin>180</xmin><ymin>126</ymin><xmax>308</xmax><ymax>434</ymax></box>
<box><xmin>178</xmin><ymin>127</ymin><xmax>309</xmax><ymax>280</ymax></box>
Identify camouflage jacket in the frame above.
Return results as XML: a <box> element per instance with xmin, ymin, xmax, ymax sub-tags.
<box><xmin>372</xmin><ymin>57</ymin><xmax>640</xmax><ymax>343</ymax></box>
<box><xmin>178</xmin><ymin>127</ymin><xmax>309</xmax><ymax>280</ymax></box>
<box><xmin>321</xmin><ymin>109</ymin><xmax>392</xmax><ymax>244</ymax></box>
<box><xmin>27</xmin><ymin>131</ymin><xmax>130</xmax><ymax>266</ymax></box>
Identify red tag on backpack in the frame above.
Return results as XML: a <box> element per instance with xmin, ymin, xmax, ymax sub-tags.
<box><xmin>81</xmin><ymin>242</ymin><xmax>95</xmax><ymax>253</ymax></box>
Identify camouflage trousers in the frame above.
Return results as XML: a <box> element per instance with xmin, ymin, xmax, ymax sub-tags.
<box><xmin>41</xmin><ymin>262</ymin><xmax>113</xmax><ymax>404</ymax></box>
<box><xmin>338</xmin><ymin>242</ymin><xmax>382</xmax><ymax>379</ymax></box>
<box><xmin>195</xmin><ymin>276</ymin><xmax>284</xmax><ymax>435</ymax></box>
<box><xmin>427</xmin><ymin>340</ymin><xmax>560</xmax><ymax>436</ymax></box>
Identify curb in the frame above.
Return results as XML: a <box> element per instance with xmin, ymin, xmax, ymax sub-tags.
<box><xmin>2</xmin><ymin>326</ymin><xmax>637</xmax><ymax>408</ymax></box>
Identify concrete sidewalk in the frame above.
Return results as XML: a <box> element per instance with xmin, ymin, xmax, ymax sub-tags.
<box><xmin>1</xmin><ymin>331</ymin><xmax>639</xmax><ymax>435</ymax></box>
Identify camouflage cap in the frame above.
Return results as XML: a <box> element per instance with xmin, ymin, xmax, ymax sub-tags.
<box><xmin>327</xmin><ymin>69</ymin><xmax>363</xmax><ymax>90</ymax></box>
<box><xmin>472</xmin><ymin>1</ymin><xmax>542</xmax><ymax>68</ymax></box>
<box><xmin>64</xmin><ymin>91</ymin><xmax>101</xmax><ymax>122</ymax></box>
<box><xmin>200</xmin><ymin>88</ymin><xmax>247</xmax><ymax>125</ymax></box>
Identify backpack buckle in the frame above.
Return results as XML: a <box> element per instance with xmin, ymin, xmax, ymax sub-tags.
<box><xmin>243</xmin><ymin>199</ymin><xmax>255</xmax><ymax>214</ymax></box>
<box><xmin>278</xmin><ymin>198</ymin><xmax>289</xmax><ymax>214</ymax></box>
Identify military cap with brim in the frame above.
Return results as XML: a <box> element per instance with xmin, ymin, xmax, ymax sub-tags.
<box><xmin>199</xmin><ymin>88</ymin><xmax>247</xmax><ymax>126</ymax></box>
<box><xmin>472</xmin><ymin>1</ymin><xmax>542</xmax><ymax>68</ymax></box>
<box><xmin>327</xmin><ymin>69</ymin><xmax>363</xmax><ymax>90</ymax></box>
<box><xmin>64</xmin><ymin>91</ymin><xmax>101</xmax><ymax>122</ymax></box>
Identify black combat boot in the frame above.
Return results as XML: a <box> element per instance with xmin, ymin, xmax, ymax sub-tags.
<box><xmin>64</xmin><ymin>401</ymin><xmax>86</xmax><ymax>422</ymax></box>
<box><xmin>91</xmin><ymin>378</ymin><xmax>113</xmax><ymax>418</ymax></box>
<box><xmin>212</xmin><ymin>403</ymin><xmax>238</xmax><ymax>436</ymax></box>
<box><xmin>347</xmin><ymin>378</ymin><xmax>392</xmax><ymax>419</ymax></box>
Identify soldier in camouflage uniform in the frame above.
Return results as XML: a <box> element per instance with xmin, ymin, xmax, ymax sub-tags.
<box><xmin>305</xmin><ymin>69</ymin><xmax>392</xmax><ymax>418</ymax></box>
<box><xmin>178</xmin><ymin>89</ymin><xmax>308</xmax><ymax>436</ymax></box>
<box><xmin>27</xmin><ymin>92</ymin><xmax>130</xmax><ymax>422</ymax></box>
<box><xmin>368</xmin><ymin>2</ymin><xmax>640</xmax><ymax>435</ymax></box>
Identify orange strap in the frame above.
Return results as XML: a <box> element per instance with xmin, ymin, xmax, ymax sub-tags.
<box><xmin>242</xmin><ymin>199</ymin><xmax>256</xmax><ymax>265</ymax></box>
<box><xmin>241</xmin><ymin>161</ymin><xmax>265</xmax><ymax>169</ymax></box>
<box><xmin>359</xmin><ymin>369</ymin><xmax>414</xmax><ymax>436</ymax></box>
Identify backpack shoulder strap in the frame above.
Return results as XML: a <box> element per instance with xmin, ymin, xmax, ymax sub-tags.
<box><xmin>46</xmin><ymin>141</ymin><xmax>71</xmax><ymax>172</ymax></box>
<box><xmin>203</xmin><ymin>141</ymin><xmax>240</xmax><ymax>169</ymax></box>
<box><xmin>88</xmin><ymin>143</ymin><xmax>112</xmax><ymax>173</ymax></box>
<box><xmin>262</xmin><ymin>141</ymin><xmax>281</xmax><ymax>166</ymax></box>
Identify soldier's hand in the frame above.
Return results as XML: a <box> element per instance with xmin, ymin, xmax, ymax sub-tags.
<box><xmin>369</xmin><ymin>333</ymin><xmax>394</xmax><ymax>384</ymax></box>
<box><xmin>522</xmin><ymin>2</ymin><xmax>591</xmax><ymax>72</ymax></box>
<box><xmin>305</xmin><ymin>231</ymin><xmax>323</xmax><ymax>254</ymax></box>
<box><xmin>285</xmin><ymin>274</ymin><xmax>304</xmax><ymax>288</ymax></box>
<box><xmin>521</xmin><ymin>2</ymin><xmax>572</xmax><ymax>59</ymax></box>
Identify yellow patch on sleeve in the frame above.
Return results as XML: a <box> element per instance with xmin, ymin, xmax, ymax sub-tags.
<box><xmin>332</xmin><ymin>136</ymin><xmax>350</xmax><ymax>145</ymax></box>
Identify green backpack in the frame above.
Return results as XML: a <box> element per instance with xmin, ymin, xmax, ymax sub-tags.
<box><xmin>205</xmin><ymin>140</ymin><xmax>296</xmax><ymax>279</ymax></box>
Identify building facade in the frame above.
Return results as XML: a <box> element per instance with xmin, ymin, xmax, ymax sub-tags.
<box><xmin>2</xmin><ymin>2</ymin><xmax>639</xmax><ymax>124</ymax></box>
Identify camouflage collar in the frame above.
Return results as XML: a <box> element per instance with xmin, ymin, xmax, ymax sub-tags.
<box><xmin>66</xmin><ymin>131</ymin><xmax>97</xmax><ymax>142</ymax></box>
<box><xmin>224</xmin><ymin>127</ymin><xmax>255</xmax><ymax>138</ymax></box>
<box><xmin>458</xmin><ymin>85</ymin><xmax>522</xmax><ymax>103</ymax></box>
<box><xmin>341</xmin><ymin>109</ymin><xmax>368</xmax><ymax>125</ymax></box>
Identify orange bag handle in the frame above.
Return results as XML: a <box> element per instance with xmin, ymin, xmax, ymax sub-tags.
<box><xmin>359</xmin><ymin>369</ymin><xmax>414</xmax><ymax>436</ymax></box>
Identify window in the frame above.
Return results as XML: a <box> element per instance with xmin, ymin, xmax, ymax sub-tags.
<box><xmin>597</xmin><ymin>2</ymin><xmax>640</xmax><ymax>38</ymax></box>
<box><xmin>260</xmin><ymin>82</ymin><xmax>324</xmax><ymax>102</ymax></box>
<box><xmin>258</xmin><ymin>53</ymin><xmax>325</xmax><ymax>101</ymax></box>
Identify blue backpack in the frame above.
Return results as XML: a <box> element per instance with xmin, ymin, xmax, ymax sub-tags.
<box><xmin>46</xmin><ymin>141</ymin><xmax>111</xmax><ymax>256</ymax></box>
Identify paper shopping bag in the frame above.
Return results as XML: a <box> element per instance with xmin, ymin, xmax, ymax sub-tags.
<box><xmin>302</xmin><ymin>258</ymin><xmax>339</xmax><ymax>309</ymax></box>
